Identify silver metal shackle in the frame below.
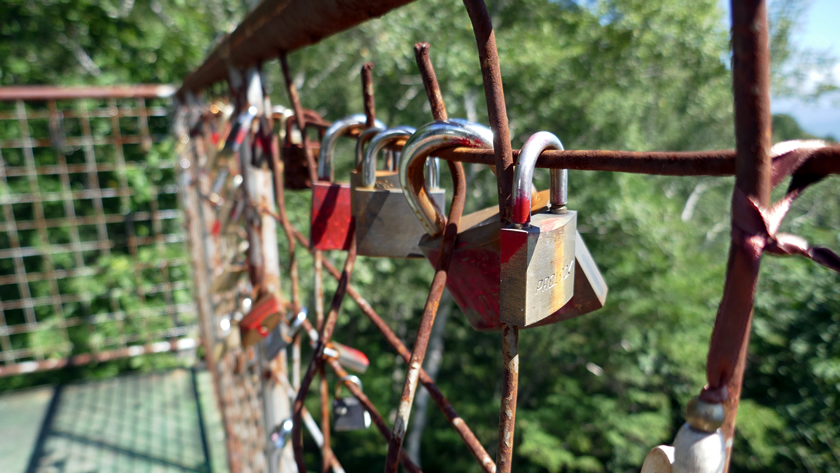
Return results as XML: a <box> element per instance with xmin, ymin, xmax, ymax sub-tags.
<box><xmin>512</xmin><ymin>131</ymin><xmax>567</xmax><ymax>225</ymax></box>
<box><xmin>335</xmin><ymin>374</ymin><xmax>364</xmax><ymax>398</ymax></box>
<box><xmin>317</xmin><ymin>113</ymin><xmax>386</xmax><ymax>181</ymax></box>
<box><xmin>398</xmin><ymin>119</ymin><xmax>494</xmax><ymax>235</ymax></box>
<box><xmin>361</xmin><ymin>126</ymin><xmax>419</xmax><ymax>188</ymax></box>
<box><xmin>354</xmin><ymin>126</ymin><xmax>385</xmax><ymax>168</ymax></box>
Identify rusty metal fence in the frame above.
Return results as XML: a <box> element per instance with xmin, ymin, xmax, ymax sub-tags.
<box><xmin>171</xmin><ymin>1</ymin><xmax>840</xmax><ymax>473</ymax></box>
<box><xmin>0</xmin><ymin>85</ymin><xmax>199</xmax><ymax>377</ymax></box>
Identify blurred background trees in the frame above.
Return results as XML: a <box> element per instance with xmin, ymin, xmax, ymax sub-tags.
<box><xmin>2</xmin><ymin>0</ymin><xmax>838</xmax><ymax>471</ymax></box>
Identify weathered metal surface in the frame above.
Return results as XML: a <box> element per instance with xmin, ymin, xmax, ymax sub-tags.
<box><xmin>179</xmin><ymin>0</ymin><xmax>419</xmax><ymax>95</ymax></box>
<box><xmin>708</xmin><ymin>3</ymin><xmax>773</xmax><ymax>471</ymax></box>
<box><xmin>292</xmin><ymin>224</ymin><xmax>357</xmax><ymax>472</ymax></box>
<box><xmin>500</xmin><ymin>211</ymin><xmax>577</xmax><ymax>326</ymax></box>
<box><xmin>385</xmin><ymin>131</ymin><xmax>468</xmax><ymax>473</ymax></box>
<box><xmin>0</xmin><ymin>84</ymin><xmax>175</xmax><ymax>100</ymax></box>
<box><xmin>292</xmin><ymin>228</ymin><xmax>494</xmax><ymax>471</ymax></box>
<box><xmin>310</xmin><ymin>182</ymin><xmax>355</xmax><ymax>250</ymax></box>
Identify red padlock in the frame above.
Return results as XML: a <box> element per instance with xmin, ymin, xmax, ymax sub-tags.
<box><xmin>310</xmin><ymin>114</ymin><xmax>385</xmax><ymax>251</ymax></box>
<box><xmin>401</xmin><ymin>120</ymin><xmax>608</xmax><ymax>331</ymax></box>
<box><xmin>239</xmin><ymin>293</ymin><xmax>284</xmax><ymax>348</ymax></box>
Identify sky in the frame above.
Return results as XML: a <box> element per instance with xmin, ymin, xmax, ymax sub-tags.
<box><xmin>721</xmin><ymin>0</ymin><xmax>840</xmax><ymax>139</ymax></box>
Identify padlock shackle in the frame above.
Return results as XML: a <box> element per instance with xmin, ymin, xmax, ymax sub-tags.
<box><xmin>361</xmin><ymin>126</ymin><xmax>423</xmax><ymax>188</ymax></box>
<box><xmin>399</xmin><ymin>119</ymin><xmax>494</xmax><ymax>237</ymax></box>
<box><xmin>334</xmin><ymin>374</ymin><xmax>364</xmax><ymax>399</ymax></box>
<box><xmin>354</xmin><ymin>126</ymin><xmax>385</xmax><ymax>169</ymax></box>
<box><xmin>318</xmin><ymin>113</ymin><xmax>386</xmax><ymax>182</ymax></box>
<box><xmin>512</xmin><ymin>131</ymin><xmax>566</xmax><ymax>226</ymax></box>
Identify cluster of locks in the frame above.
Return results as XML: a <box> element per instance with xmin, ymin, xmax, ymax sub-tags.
<box><xmin>186</xmin><ymin>56</ymin><xmax>731</xmax><ymax>472</ymax></box>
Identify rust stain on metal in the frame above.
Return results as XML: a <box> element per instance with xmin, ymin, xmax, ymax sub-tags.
<box><xmin>362</xmin><ymin>63</ymin><xmax>377</xmax><ymax>128</ymax></box>
<box><xmin>292</xmin><ymin>226</ymin><xmax>357</xmax><ymax>472</ymax></box>
<box><xmin>414</xmin><ymin>42</ymin><xmax>448</xmax><ymax>121</ymax></box>
<box><xmin>463</xmin><ymin>0</ymin><xmax>514</xmax><ymax>224</ymax></box>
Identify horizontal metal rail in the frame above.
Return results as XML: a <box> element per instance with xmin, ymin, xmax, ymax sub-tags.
<box><xmin>0</xmin><ymin>85</ymin><xmax>175</xmax><ymax>101</ymax></box>
<box><xmin>178</xmin><ymin>0</ymin><xmax>417</xmax><ymax>95</ymax></box>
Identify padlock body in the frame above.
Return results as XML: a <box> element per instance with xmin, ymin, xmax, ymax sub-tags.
<box><xmin>500</xmin><ymin>211</ymin><xmax>577</xmax><ymax>326</ymax></box>
<box><xmin>352</xmin><ymin>170</ymin><xmax>446</xmax><ymax>258</ymax></box>
<box><xmin>333</xmin><ymin>397</ymin><xmax>371</xmax><ymax>431</ymax></box>
<box><xmin>419</xmin><ymin>206</ymin><xmax>503</xmax><ymax>331</ymax></box>
<box><xmin>311</xmin><ymin>181</ymin><xmax>354</xmax><ymax>251</ymax></box>
<box><xmin>420</xmin><ymin>195</ymin><xmax>606</xmax><ymax>331</ymax></box>
<box><xmin>282</xmin><ymin>142</ymin><xmax>319</xmax><ymax>190</ymax></box>
<box><xmin>531</xmin><ymin>231</ymin><xmax>608</xmax><ymax>327</ymax></box>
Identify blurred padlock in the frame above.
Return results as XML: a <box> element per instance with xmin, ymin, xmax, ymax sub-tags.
<box><xmin>323</xmin><ymin>342</ymin><xmax>370</xmax><ymax>374</ymax></box>
<box><xmin>402</xmin><ymin>120</ymin><xmax>608</xmax><ymax>331</ymax></box>
<box><xmin>333</xmin><ymin>375</ymin><xmax>371</xmax><ymax>431</ymax></box>
<box><xmin>265</xmin><ymin>307</ymin><xmax>307</xmax><ymax>360</ymax></box>
<box><xmin>310</xmin><ymin>114</ymin><xmax>385</xmax><ymax>250</ymax></box>
<box><xmin>352</xmin><ymin>126</ymin><xmax>446</xmax><ymax>258</ymax></box>
<box><xmin>239</xmin><ymin>293</ymin><xmax>284</xmax><ymax>348</ymax></box>
<box><xmin>500</xmin><ymin>131</ymin><xmax>576</xmax><ymax>326</ymax></box>
<box><xmin>281</xmin><ymin>109</ymin><xmax>329</xmax><ymax>190</ymax></box>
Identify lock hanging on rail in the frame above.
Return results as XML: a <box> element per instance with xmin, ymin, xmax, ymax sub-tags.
<box><xmin>351</xmin><ymin>126</ymin><xmax>446</xmax><ymax>258</ymax></box>
<box><xmin>401</xmin><ymin>120</ymin><xmax>608</xmax><ymax>331</ymax></box>
<box><xmin>332</xmin><ymin>375</ymin><xmax>371</xmax><ymax>431</ymax></box>
<box><xmin>280</xmin><ymin>108</ymin><xmax>329</xmax><ymax>190</ymax></box>
<box><xmin>500</xmin><ymin>131</ymin><xmax>576</xmax><ymax>326</ymax></box>
<box><xmin>310</xmin><ymin>114</ymin><xmax>385</xmax><ymax>251</ymax></box>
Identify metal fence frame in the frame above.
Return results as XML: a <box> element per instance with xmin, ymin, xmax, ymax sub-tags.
<box><xmin>174</xmin><ymin>1</ymin><xmax>840</xmax><ymax>473</ymax></box>
<box><xmin>0</xmin><ymin>85</ymin><xmax>198</xmax><ymax>377</ymax></box>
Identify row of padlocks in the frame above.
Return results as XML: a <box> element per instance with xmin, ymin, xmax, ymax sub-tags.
<box><xmin>184</xmin><ymin>61</ymin><xmax>729</xmax><ymax>473</ymax></box>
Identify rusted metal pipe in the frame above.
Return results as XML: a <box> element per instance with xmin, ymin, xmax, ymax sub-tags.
<box><xmin>292</xmin><ymin>228</ymin><xmax>357</xmax><ymax>472</ymax></box>
<box><xmin>497</xmin><ymin>324</ymin><xmax>519</xmax><ymax>473</ymax></box>
<box><xmin>413</xmin><ymin>43</ymin><xmax>448</xmax><ymax>121</ymax></box>
<box><xmin>362</xmin><ymin>63</ymin><xmax>377</xmax><ymax>128</ymax></box>
<box><xmin>433</xmin><ymin>146</ymin><xmax>840</xmax><ymax>176</ymax></box>
<box><xmin>462</xmin><ymin>2</ymin><xmax>519</xmax><ymax>471</ymax></box>
<box><xmin>384</xmin><ymin>153</ymin><xmax>467</xmax><ymax>473</ymax></box>
<box><xmin>462</xmin><ymin>0</ymin><xmax>514</xmax><ymax>222</ymax></box>
<box><xmin>179</xmin><ymin>0</ymin><xmax>418</xmax><ymax>95</ymax></box>
<box><xmin>705</xmin><ymin>2</ymin><xmax>773</xmax><ymax>471</ymax></box>
<box><xmin>326</xmin><ymin>358</ymin><xmax>424</xmax><ymax>473</ymax></box>
<box><xmin>0</xmin><ymin>84</ymin><xmax>175</xmax><ymax>101</ymax></box>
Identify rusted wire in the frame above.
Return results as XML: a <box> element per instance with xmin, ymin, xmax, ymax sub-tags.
<box><xmin>289</xmin><ymin>227</ymin><xmax>495</xmax><ymax>470</ymax></box>
<box><xmin>325</xmin><ymin>358</ymin><xmax>424</xmax><ymax>473</ymax></box>
<box><xmin>362</xmin><ymin>63</ymin><xmax>377</xmax><ymax>128</ymax></box>
<box><xmin>462</xmin><ymin>2</ymin><xmax>519</xmax><ymax>471</ymax></box>
<box><xmin>382</xmin><ymin>41</ymin><xmax>471</xmax><ymax>473</ymax></box>
<box><xmin>708</xmin><ymin>2</ymin><xmax>773</xmax><ymax>471</ymax></box>
<box><xmin>291</xmin><ymin>224</ymin><xmax>357</xmax><ymax>472</ymax></box>
<box><xmin>462</xmin><ymin>0</ymin><xmax>514</xmax><ymax>222</ymax></box>
<box><xmin>413</xmin><ymin>43</ymin><xmax>448</xmax><ymax>121</ymax></box>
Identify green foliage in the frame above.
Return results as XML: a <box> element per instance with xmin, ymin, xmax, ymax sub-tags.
<box><xmin>1</xmin><ymin>0</ymin><xmax>245</xmax><ymax>85</ymax></box>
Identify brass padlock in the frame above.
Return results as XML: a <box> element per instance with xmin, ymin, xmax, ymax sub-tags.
<box><xmin>402</xmin><ymin>120</ymin><xmax>608</xmax><ymax>331</ymax></box>
<box><xmin>332</xmin><ymin>375</ymin><xmax>371</xmax><ymax>431</ymax></box>
<box><xmin>500</xmin><ymin>131</ymin><xmax>576</xmax><ymax>326</ymax></box>
<box><xmin>352</xmin><ymin>126</ymin><xmax>446</xmax><ymax>258</ymax></box>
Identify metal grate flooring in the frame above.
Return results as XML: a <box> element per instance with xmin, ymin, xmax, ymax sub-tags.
<box><xmin>0</xmin><ymin>368</ymin><xmax>228</xmax><ymax>473</ymax></box>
